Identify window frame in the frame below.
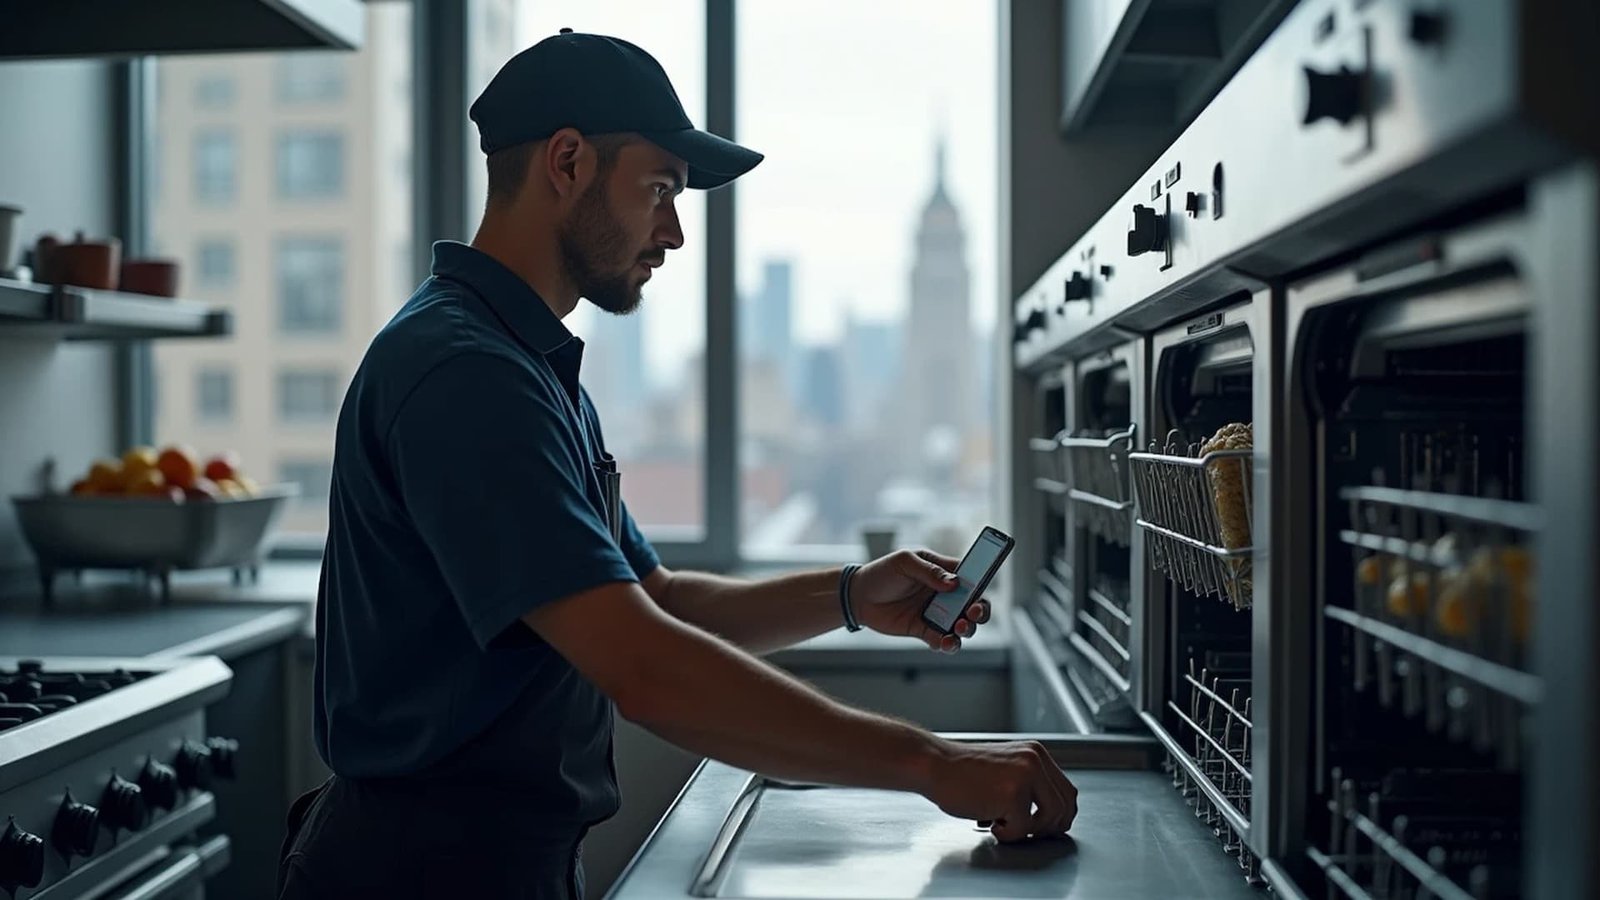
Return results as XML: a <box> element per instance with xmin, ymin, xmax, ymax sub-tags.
<box><xmin>275</xmin><ymin>130</ymin><xmax>346</xmax><ymax>199</ymax></box>
<box><xmin>124</xmin><ymin>0</ymin><xmax>1009</xmax><ymax>572</ymax></box>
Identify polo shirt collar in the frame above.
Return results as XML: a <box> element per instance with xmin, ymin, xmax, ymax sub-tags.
<box><xmin>430</xmin><ymin>240</ymin><xmax>574</xmax><ymax>355</ymax></box>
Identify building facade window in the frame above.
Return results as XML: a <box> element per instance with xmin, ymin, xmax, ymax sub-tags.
<box><xmin>194</xmin><ymin>130</ymin><xmax>236</xmax><ymax>203</ymax></box>
<box><xmin>277</xmin><ymin>238</ymin><xmax>343</xmax><ymax>334</ymax></box>
<box><xmin>277</xmin><ymin>132</ymin><xmax>345</xmax><ymax>199</ymax></box>
<box><xmin>279</xmin><ymin>458</ymin><xmax>334</xmax><ymax>507</ymax></box>
<box><xmin>197</xmin><ymin>239</ymin><xmax>235</xmax><ymax>287</ymax></box>
<box><xmin>276</xmin><ymin>54</ymin><xmax>346</xmax><ymax>102</ymax></box>
<box><xmin>196</xmin><ymin>367</ymin><xmax>234</xmax><ymax>423</ymax></box>
<box><xmin>194</xmin><ymin>76</ymin><xmax>235</xmax><ymax>108</ymax></box>
<box><xmin>278</xmin><ymin>369</ymin><xmax>342</xmax><ymax>422</ymax></box>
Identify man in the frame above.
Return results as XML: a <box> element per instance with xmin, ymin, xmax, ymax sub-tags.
<box><xmin>277</xmin><ymin>30</ymin><xmax>1076</xmax><ymax>900</ymax></box>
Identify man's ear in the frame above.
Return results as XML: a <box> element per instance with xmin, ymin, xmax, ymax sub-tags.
<box><xmin>544</xmin><ymin>128</ymin><xmax>584</xmax><ymax>199</ymax></box>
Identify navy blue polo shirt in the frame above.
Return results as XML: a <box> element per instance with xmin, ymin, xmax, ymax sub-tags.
<box><xmin>312</xmin><ymin>240</ymin><xmax>660</xmax><ymax>832</ymax></box>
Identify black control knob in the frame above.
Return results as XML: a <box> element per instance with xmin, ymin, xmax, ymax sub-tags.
<box><xmin>139</xmin><ymin>758</ymin><xmax>180</xmax><ymax>811</ymax></box>
<box><xmin>174</xmin><ymin>742</ymin><xmax>213</xmax><ymax>791</ymax></box>
<box><xmin>53</xmin><ymin>791</ymin><xmax>99</xmax><ymax>859</ymax></box>
<box><xmin>1127</xmin><ymin>204</ymin><xmax>1167</xmax><ymax>256</ymax></box>
<box><xmin>1301</xmin><ymin>64</ymin><xmax>1366</xmax><ymax>125</ymax></box>
<box><xmin>16</xmin><ymin>660</ymin><xmax>43</xmax><ymax>676</ymax></box>
<box><xmin>0</xmin><ymin>818</ymin><xmax>45</xmax><ymax>891</ymax></box>
<box><xmin>1184</xmin><ymin>191</ymin><xmax>1203</xmax><ymax>217</ymax></box>
<box><xmin>1408</xmin><ymin>9</ymin><xmax>1446</xmax><ymax>44</ymax></box>
<box><xmin>101</xmin><ymin>774</ymin><xmax>148</xmax><ymax>832</ymax></box>
<box><xmin>205</xmin><ymin>737</ymin><xmax>239</xmax><ymax>780</ymax></box>
<box><xmin>1063</xmin><ymin>271</ymin><xmax>1091</xmax><ymax>302</ymax></box>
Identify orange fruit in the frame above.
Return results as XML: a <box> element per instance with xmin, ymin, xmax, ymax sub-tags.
<box><xmin>122</xmin><ymin>446</ymin><xmax>159</xmax><ymax>475</ymax></box>
<box><xmin>70</xmin><ymin>478</ymin><xmax>94</xmax><ymax>496</ymax></box>
<box><xmin>157</xmin><ymin>445</ymin><xmax>201</xmax><ymax>489</ymax></box>
<box><xmin>86</xmin><ymin>459</ymin><xmax>123</xmax><ymax>492</ymax></box>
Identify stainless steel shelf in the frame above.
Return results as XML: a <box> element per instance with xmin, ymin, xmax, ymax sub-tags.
<box><xmin>1069</xmin><ymin>631</ymin><xmax>1133</xmax><ymax>695</ymax></box>
<box><xmin>1087</xmin><ymin>586</ymin><xmax>1133</xmax><ymax>627</ymax></box>
<box><xmin>1139</xmin><ymin>710</ymin><xmax>1252</xmax><ymax>838</ymax></box>
<box><xmin>1324</xmin><ymin>606</ymin><xmax>1543</xmax><ymax>705</ymax></box>
<box><xmin>0</xmin><ymin>279</ymin><xmax>231</xmax><ymax>341</ymax></box>
<box><xmin>1315</xmin><ymin>804</ymin><xmax>1478</xmax><ymax>900</ymax></box>
<box><xmin>1338</xmin><ymin>486</ymin><xmax>1542</xmax><ymax>533</ymax></box>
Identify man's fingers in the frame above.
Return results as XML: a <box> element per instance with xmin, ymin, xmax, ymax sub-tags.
<box><xmin>990</xmin><ymin>799</ymin><xmax>1034</xmax><ymax>843</ymax></box>
<box><xmin>916</xmin><ymin>549</ymin><xmax>962</xmax><ymax>573</ymax></box>
<box><xmin>969</xmin><ymin>601</ymin><xmax>991</xmax><ymax>624</ymax></box>
<box><xmin>905</xmin><ymin>550</ymin><xmax>958</xmax><ymax>592</ymax></box>
<box><xmin>954</xmin><ymin>618</ymin><xmax>973</xmax><ymax>637</ymax></box>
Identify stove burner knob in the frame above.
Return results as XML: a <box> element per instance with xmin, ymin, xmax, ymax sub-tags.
<box><xmin>139</xmin><ymin>758</ymin><xmax>180</xmax><ymax>811</ymax></box>
<box><xmin>1127</xmin><ymin>204</ymin><xmax>1167</xmax><ymax>256</ymax></box>
<box><xmin>0</xmin><ymin>703</ymin><xmax>43</xmax><ymax>723</ymax></box>
<box><xmin>205</xmin><ymin>737</ymin><xmax>239</xmax><ymax>780</ymax></box>
<box><xmin>1</xmin><ymin>681</ymin><xmax>43</xmax><ymax>703</ymax></box>
<box><xmin>1063</xmin><ymin>270</ymin><xmax>1092</xmax><ymax>303</ymax></box>
<box><xmin>105</xmin><ymin>670</ymin><xmax>136</xmax><ymax>688</ymax></box>
<box><xmin>0</xmin><ymin>818</ymin><xmax>45</xmax><ymax>891</ymax></box>
<box><xmin>1301</xmin><ymin>64</ymin><xmax>1366</xmax><ymax>125</ymax></box>
<box><xmin>174</xmin><ymin>742</ymin><xmax>213</xmax><ymax>791</ymax></box>
<box><xmin>16</xmin><ymin>660</ymin><xmax>43</xmax><ymax>676</ymax></box>
<box><xmin>101</xmin><ymin>774</ymin><xmax>148</xmax><ymax>832</ymax></box>
<box><xmin>53</xmin><ymin>791</ymin><xmax>99</xmax><ymax>859</ymax></box>
<box><xmin>1408</xmin><ymin>9</ymin><xmax>1447</xmax><ymax>45</ymax></box>
<box><xmin>1184</xmin><ymin>191</ymin><xmax>1204</xmax><ymax>218</ymax></box>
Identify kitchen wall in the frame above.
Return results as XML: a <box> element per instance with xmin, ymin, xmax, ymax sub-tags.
<box><xmin>0</xmin><ymin>60</ymin><xmax>120</xmax><ymax>588</ymax></box>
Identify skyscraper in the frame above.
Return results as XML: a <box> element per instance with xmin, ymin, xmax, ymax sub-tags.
<box><xmin>896</xmin><ymin>136</ymin><xmax>974</xmax><ymax>469</ymax></box>
<box><xmin>741</xmin><ymin>258</ymin><xmax>794</xmax><ymax>371</ymax></box>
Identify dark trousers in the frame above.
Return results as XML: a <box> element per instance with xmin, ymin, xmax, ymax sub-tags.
<box><xmin>277</xmin><ymin>777</ymin><xmax>586</xmax><ymax>900</ymax></box>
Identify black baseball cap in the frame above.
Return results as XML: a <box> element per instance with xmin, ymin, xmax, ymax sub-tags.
<box><xmin>470</xmin><ymin>29</ymin><xmax>762</xmax><ymax>190</ymax></box>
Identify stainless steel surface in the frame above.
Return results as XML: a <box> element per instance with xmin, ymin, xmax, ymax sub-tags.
<box><xmin>1012</xmin><ymin>610</ymin><xmax>1094</xmax><ymax>735</ymax></box>
<box><xmin>611</xmin><ymin>736</ymin><xmax>1260</xmax><ymax>900</ymax></box>
<box><xmin>0</xmin><ymin>658</ymin><xmax>233</xmax><ymax>899</ymax></box>
<box><xmin>1015</xmin><ymin>0</ymin><xmax>1579</xmax><ymax>368</ymax></box>
<box><xmin>0</xmin><ymin>603</ymin><xmax>307</xmax><ymax>663</ymax></box>
<box><xmin>11</xmin><ymin>486</ymin><xmax>296</xmax><ymax>573</ymax></box>
<box><xmin>1061</xmin><ymin>427</ymin><xmax>1136</xmax><ymax>545</ymax></box>
<box><xmin>0</xmin><ymin>279</ymin><xmax>232</xmax><ymax>342</ymax></box>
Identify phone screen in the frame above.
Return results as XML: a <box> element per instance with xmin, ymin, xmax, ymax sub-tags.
<box><xmin>924</xmin><ymin>529</ymin><xmax>1011</xmax><ymax>633</ymax></box>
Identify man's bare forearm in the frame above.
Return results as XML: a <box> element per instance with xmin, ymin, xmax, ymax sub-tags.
<box><xmin>623</xmin><ymin>607</ymin><xmax>946</xmax><ymax>792</ymax></box>
<box><xmin>659</xmin><ymin>568</ymin><xmax>847</xmax><ymax>654</ymax></box>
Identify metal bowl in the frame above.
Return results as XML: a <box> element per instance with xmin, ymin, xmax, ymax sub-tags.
<box><xmin>10</xmin><ymin>484</ymin><xmax>298</xmax><ymax>572</ymax></box>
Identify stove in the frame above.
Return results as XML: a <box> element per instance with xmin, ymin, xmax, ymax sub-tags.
<box><xmin>0</xmin><ymin>657</ymin><xmax>235</xmax><ymax>899</ymax></box>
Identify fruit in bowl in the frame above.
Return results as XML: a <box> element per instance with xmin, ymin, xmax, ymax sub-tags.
<box><xmin>65</xmin><ymin>445</ymin><xmax>262</xmax><ymax>501</ymax></box>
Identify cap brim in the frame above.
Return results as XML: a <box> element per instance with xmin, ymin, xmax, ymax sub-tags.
<box><xmin>642</xmin><ymin>128</ymin><xmax>763</xmax><ymax>190</ymax></box>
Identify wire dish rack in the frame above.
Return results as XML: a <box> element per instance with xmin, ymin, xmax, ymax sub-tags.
<box><xmin>1061</xmin><ymin>425</ymin><xmax>1136</xmax><ymax>546</ymax></box>
<box><xmin>1309</xmin><ymin>767</ymin><xmax>1521</xmax><ymax>900</ymax></box>
<box><xmin>1336</xmin><ymin>485</ymin><xmax>1542</xmax><ymax>770</ymax></box>
<box><xmin>1029</xmin><ymin>430</ymin><xmax>1068</xmax><ymax>510</ymax></box>
<box><xmin>1129</xmin><ymin>430</ymin><xmax>1254</xmax><ymax>608</ymax></box>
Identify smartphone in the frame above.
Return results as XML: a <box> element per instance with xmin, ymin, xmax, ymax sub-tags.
<box><xmin>921</xmin><ymin>526</ymin><xmax>1015</xmax><ymax>635</ymax></box>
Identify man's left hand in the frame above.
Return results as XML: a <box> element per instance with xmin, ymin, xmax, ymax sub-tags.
<box><xmin>850</xmin><ymin>549</ymin><xmax>992</xmax><ymax>653</ymax></box>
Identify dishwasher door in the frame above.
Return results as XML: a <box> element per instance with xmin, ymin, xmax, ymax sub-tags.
<box><xmin>688</xmin><ymin>735</ymin><xmax>1262</xmax><ymax>899</ymax></box>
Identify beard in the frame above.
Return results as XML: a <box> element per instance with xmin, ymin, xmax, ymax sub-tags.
<box><xmin>557</xmin><ymin>176</ymin><xmax>649</xmax><ymax>315</ymax></box>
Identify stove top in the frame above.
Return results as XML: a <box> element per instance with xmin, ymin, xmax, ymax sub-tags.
<box><xmin>0</xmin><ymin>661</ymin><xmax>150</xmax><ymax>735</ymax></box>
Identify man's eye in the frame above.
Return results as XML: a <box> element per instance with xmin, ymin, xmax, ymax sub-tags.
<box><xmin>654</xmin><ymin>184</ymin><xmax>670</xmax><ymax>199</ymax></box>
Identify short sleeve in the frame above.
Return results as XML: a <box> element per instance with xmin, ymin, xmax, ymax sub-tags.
<box><xmin>616</xmin><ymin>499</ymin><xmax>660</xmax><ymax>579</ymax></box>
<box><xmin>388</xmin><ymin>352</ymin><xmax>639</xmax><ymax>649</ymax></box>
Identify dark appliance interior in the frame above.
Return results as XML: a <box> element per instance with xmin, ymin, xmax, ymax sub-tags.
<box><xmin>1296</xmin><ymin>273</ymin><xmax>1532</xmax><ymax>899</ymax></box>
<box><xmin>1138</xmin><ymin>305</ymin><xmax>1260</xmax><ymax>883</ymax></box>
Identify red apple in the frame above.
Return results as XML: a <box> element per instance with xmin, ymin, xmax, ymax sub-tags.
<box><xmin>203</xmin><ymin>451</ymin><xmax>241</xmax><ymax>483</ymax></box>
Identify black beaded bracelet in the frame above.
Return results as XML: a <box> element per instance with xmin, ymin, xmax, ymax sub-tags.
<box><xmin>838</xmin><ymin>564</ymin><xmax>863</xmax><ymax>632</ymax></box>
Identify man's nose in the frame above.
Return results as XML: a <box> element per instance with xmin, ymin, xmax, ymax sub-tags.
<box><xmin>656</xmin><ymin>206</ymin><xmax>685</xmax><ymax>251</ymax></box>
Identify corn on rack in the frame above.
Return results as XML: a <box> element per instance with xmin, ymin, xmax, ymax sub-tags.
<box><xmin>1129</xmin><ymin>429</ymin><xmax>1255</xmax><ymax>608</ymax></box>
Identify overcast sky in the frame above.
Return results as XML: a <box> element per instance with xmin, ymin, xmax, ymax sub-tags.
<box><xmin>514</xmin><ymin>1</ymin><xmax>998</xmax><ymax>382</ymax></box>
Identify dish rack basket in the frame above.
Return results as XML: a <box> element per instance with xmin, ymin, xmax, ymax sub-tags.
<box><xmin>1061</xmin><ymin>425</ymin><xmax>1136</xmax><ymax>546</ymax></box>
<box><xmin>1129</xmin><ymin>430</ymin><xmax>1254</xmax><ymax>608</ymax></box>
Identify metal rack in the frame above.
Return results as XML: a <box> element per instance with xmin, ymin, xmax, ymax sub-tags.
<box><xmin>1030</xmin><ymin>431</ymin><xmax>1069</xmax><ymax>509</ymax></box>
<box><xmin>1309</xmin><ymin>768</ymin><xmax>1520</xmax><ymax>900</ymax></box>
<box><xmin>1062</xmin><ymin>426</ymin><xmax>1137</xmax><ymax>545</ymax></box>
<box><xmin>1071</xmin><ymin>581</ymin><xmax>1133</xmax><ymax>691</ymax></box>
<box><xmin>1130</xmin><ymin>431</ymin><xmax>1254</xmax><ymax>608</ymax></box>
<box><xmin>1335</xmin><ymin>486</ymin><xmax>1541</xmax><ymax>768</ymax></box>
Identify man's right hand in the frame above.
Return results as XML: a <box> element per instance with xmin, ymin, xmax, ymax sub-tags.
<box><xmin>920</xmin><ymin>739</ymin><xmax>1078</xmax><ymax>843</ymax></box>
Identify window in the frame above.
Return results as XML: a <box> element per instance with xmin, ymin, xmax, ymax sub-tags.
<box><xmin>193</xmin><ymin>130</ymin><xmax>236</xmax><ymax>203</ymax></box>
<box><xmin>279</xmin><ymin>458</ymin><xmax>334</xmax><ymax>508</ymax></box>
<box><xmin>276</xmin><ymin>53</ymin><xmax>346</xmax><ymax>102</ymax></box>
<box><xmin>197</xmin><ymin>239</ymin><xmax>235</xmax><ymax>287</ymax></box>
<box><xmin>501</xmin><ymin>1</ymin><xmax>707</xmax><ymax>536</ymax></box>
<box><xmin>736</xmin><ymin>2</ymin><xmax>998</xmax><ymax>559</ymax></box>
<box><xmin>150</xmin><ymin>4</ymin><xmax>412</xmax><ymax>540</ymax></box>
<box><xmin>277</xmin><ymin>132</ymin><xmax>344</xmax><ymax>199</ymax></box>
<box><xmin>278</xmin><ymin>370</ymin><xmax>341</xmax><ymax>422</ymax></box>
<box><xmin>196</xmin><ymin>367</ymin><xmax>233</xmax><ymax>423</ymax></box>
<box><xmin>194</xmin><ymin>76</ymin><xmax>235</xmax><ymax>108</ymax></box>
<box><xmin>277</xmin><ymin>239</ymin><xmax>344</xmax><ymax>334</ymax></box>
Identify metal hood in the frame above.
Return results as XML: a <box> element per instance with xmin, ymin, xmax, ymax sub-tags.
<box><xmin>0</xmin><ymin>0</ymin><xmax>365</xmax><ymax>59</ymax></box>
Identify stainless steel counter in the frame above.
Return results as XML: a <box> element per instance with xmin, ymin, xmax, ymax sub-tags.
<box><xmin>608</xmin><ymin>735</ymin><xmax>1262</xmax><ymax>899</ymax></box>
